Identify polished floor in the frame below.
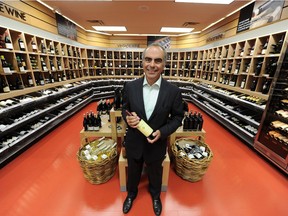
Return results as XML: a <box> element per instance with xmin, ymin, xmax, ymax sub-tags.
<box><xmin>0</xmin><ymin>101</ymin><xmax>287</xmax><ymax>216</ymax></box>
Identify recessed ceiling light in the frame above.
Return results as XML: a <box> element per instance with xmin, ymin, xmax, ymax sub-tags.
<box><xmin>92</xmin><ymin>26</ymin><xmax>127</xmax><ymax>31</ymax></box>
<box><xmin>160</xmin><ymin>27</ymin><xmax>194</xmax><ymax>33</ymax></box>
<box><xmin>175</xmin><ymin>0</ymin><xmax>234</xmax><ymax>4</ymax></box>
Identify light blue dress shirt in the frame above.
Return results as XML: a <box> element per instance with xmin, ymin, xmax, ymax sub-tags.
<box><xmin>143</xmin><ymin>76</ymin><xmax>161</xmax><ymax>120</ymax></box>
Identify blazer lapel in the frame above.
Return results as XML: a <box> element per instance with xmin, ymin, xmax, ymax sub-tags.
<box><xmin>136</xmin><ymin>77</ymin><xmax>147</xmax><ymax>120</ymax></box>
<box><xmin>148</xmin><ymin>78</ymin><xmax>168</xmax><ymax>121</ymax></box>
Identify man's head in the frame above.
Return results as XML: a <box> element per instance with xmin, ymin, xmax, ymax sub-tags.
<box><xmin>142</xmin><ymin>43</ymin><xmax>166</xmax><ymax>85</ymax></box>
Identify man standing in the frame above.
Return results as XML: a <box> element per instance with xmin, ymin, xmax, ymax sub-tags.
<box><xmin>121</xmin><ymin>43</ymin><xmax>184</xmax><ymax>215</ymax></box>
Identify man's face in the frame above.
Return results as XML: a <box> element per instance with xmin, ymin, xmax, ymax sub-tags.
<box><xmin>143</xmin><ymin>46</ymin><xmax>165</xmax><ymax>82</ymax></box>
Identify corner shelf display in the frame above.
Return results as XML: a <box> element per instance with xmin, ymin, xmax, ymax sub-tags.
<box><xmin>0</xmin><ymin>79</ymin><xmax>117</xmax><ymax>167</ymax></box>
<box><xmin>175</xmin><ymin>80</ymin><xmax>265</xmax><ymax>146</ymax></box>
<box><xmin>254</xmin><ymin>40</ymin><xmax>288</xmax><ymax>173</ymax></box>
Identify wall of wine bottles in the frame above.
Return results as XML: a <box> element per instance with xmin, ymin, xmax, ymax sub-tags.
<box><xmin>0</xmin><ymin>23</ymin><xmax>287</xmax><ymax>102</ymax></box>
<box><xmin>255</xmin><ymin>40</ymin><xmax>288</xmax><ymax>173</ymax></box>
<box><xmin>0</xmin><ymin>79</ymin><xmax>116</xmax><ymax>167</ymax></box>
<box><xmin>1</xmin><ymin>19</ymin><xmax>288</xmax><ymax>169</ymax></box>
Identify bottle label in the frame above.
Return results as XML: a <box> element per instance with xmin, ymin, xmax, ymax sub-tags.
<box><xmin>5</xmin><ymin>43</ymin><xmax>13</xmax><ymax>49</ymax></box>
<box><xmin>137</xmin><ymin>119</ymin><xmax>154</xmax><ymax>137</ymax></box>
<box><xmin>32</xmin><ymin>44</ymin><xmax>37</xmax><ymax>50</ymax></box>
<box><xmin>3</xmin><ymin>67</ymin><xmax>11</xmax><ymax>73</ymax></box>
<box><xmin>28</xmin><ymin>79</ymin><xmax>33</xmax><ymax>85</ymax></box>
<box><xmin>3</xmin><ymin>86</ymin><xmax>10</xmax><ymax>93</ymax></box>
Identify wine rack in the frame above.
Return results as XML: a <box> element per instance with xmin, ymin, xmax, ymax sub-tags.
<box><xmin>1</xmin><ymin>21</ymin><xmax>288</xmax><ymax>171</ymax></box>
<box><xmin>0</xmin><ymin>79</ymin><xmax>117</xmax><ymax>167</ymax></box>
<box><xmin>1</xmin><ymin>24</ymin><xmax>287</xmax><ymax>102</ymax></box>
<box><xmin>175</xmin><ymin>80</ymin><xmax>265</xmax><ymax>146</ymax></box>
<box><xmin>255</xmin><ymin>40</ymin><xmax>288</xmax><ymax>174</ymax></box>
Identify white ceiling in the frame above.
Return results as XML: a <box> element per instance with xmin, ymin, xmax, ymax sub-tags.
<box><xmin>40</xmin><ymin>0</ymin><xmax>250</xmax><ymax>36</ymax></box>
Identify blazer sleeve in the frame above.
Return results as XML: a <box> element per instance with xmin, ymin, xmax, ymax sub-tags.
<box><xmin>158</xmin><ymin>84</ymin><xmax>184</xmax><ymax>140</ymax></box>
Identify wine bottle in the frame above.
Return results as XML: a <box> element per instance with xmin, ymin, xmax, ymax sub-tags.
<box><xmin>254</xmin><ymin>61</ymin><xmax>263</xmax><ymax>76</ymax></box>
<box><xmin>1</xmin><ymin>77</ymin><xmax>10</xmax><ymax>93</ymax></box>
<box><xmin>213</xmin><ymin>74</ymin><xmax>217</xmax><ymax>82</ymax></box>
<box><xmin>193</xmin><ymin>112</ymin><xmax>199</xmax><ymax>130</ymax></box>
<box><xmin>271</xmin><ymin>35</ymin><xmax>284</xmax><ymax>54</ymax></box>
<box><xmin>188</xmin><ymin>112</ymin><xmax>194</xmax><ymax>130</ymax></box>
<box><xmin>266</xmin><ymin>59</ymin><xmax>277</xmax><ymax>77</ymax></box>
<box><xmin>49</xmin><ymin>72</ymin><xmax>54</xmax><ymax>83</ymax></box>
<box><xmin>262</xmin><ymin>79</ymin><xmax>271</xmax><ymax>94</ymax></box>
<box><xmin>31</xmin><ymin>39</ymin><xmax>37</xmax><ymax>52</ymax></box>
<box><xmin>15</xmin><ymin>76</ymin><xmax>24</xmax><ymax>89</ymax></box>
<box><xmin>1</xmin><ymin>55</ymin><xmax>9</xmax><ymax>68</ymax></box>
<box><xmin>240</xmin><ymin>77</ymin><xmax>246</xmax><ymax>89</ymax></box>
<box><xmin>40</xmin><ymin>40</ymin><xmax>46</xmax><ymax>53</ymax></box>
<box><xmin>249</xmin><ymin>45</ymin><xmax>255</xmax><ymax>56</ymax></box>
<box><xmin>18</xmin><ymin>38</ymin><xmax>25</xmax><ymax>51</ymax></box>
<box><xmin>229</xmin><ymin>75</ymin><xmax>237</xmax><ymax>87</ymax></box>
<box><xmin>239</xmin><ymin>48</ymin><xmax>244</xmax><ymax>57</ymax></box>
<box><xmin>183</xmin><ymin>113</ymin><xmax>189</xmax><ymax>131</ymax></box>
<box><xmin>27</xmin><ymin>74</ymin><xmax>34</xmax><ymax>87</ymax></box>
<box><xmin>39</xmin><ymin>74</ymin><xmax>45</xmax><ymax>85</ymax></box>
<box><xmin>197</xmin><ymin>113</ymin><xmax>203</xmax><ymax>131</ymax></box>
<box><xmin>21</xmin><ymin>57</ymin><xmax>27</xmax><ymax>70</ymax></box>
<box><xmin>50</xmin><ymin>59</ymin><xmax>56</xmax><ymax>71</ymax></box>
<box><xmin>125</xmin><ymin>110</ymin><xmax>155</xmax><ymax>139</ymax></box>
<box><xmin>261</xmin><ymin>38</ymin><xmax>269</xmax><ymax>55</ymax></box>
<box><xmin>40</xmin><ymin>57</ymin><xmax>48</xmax><ymax>71</ymax></box>
<box><xmin>4</xmin><ymin>34</ymin><xmax>13</xmax><ymax>49</ymax></box>
<box><xmin>83</xmin><ymin>114</ymin><xmax>88</xmax><ymax>131</ymax></box>
<box><xmin>16</xmin><ymin>55</ymin><xmax>23</xmax><ymax>71</ymax></box>
<box><xmin>57</xmin><ymin>73</ymin><xmax>62</xmax><ymax>82</ymax></box>
<box><xmin>250</xmin><ymin>78</ymin><xmax>258</xmax><ymax>91</ymax></box>
<box><xmin>62</xmin><ymin>73</ymin><xmax>67</xmax><ymax>81</ymax></box>
<box><xmin>49</xmin><ymin>42</ymin><xmax>54</xmax><ymax>54</ymax></box>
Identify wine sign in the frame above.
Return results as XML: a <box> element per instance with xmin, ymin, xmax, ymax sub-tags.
<box><xmin>0</xmin><ymin>1</ymin><xmax>26</xmax><ymax>22</ymax></box>
<box><xmin>56</xmin><ymin>13</ymin><xmax>77</xmax><ymax>41</ymax></box>
<box><xmin>237</xmin><ymin>0</ymin><xmax>285</xmax><ymax>33</ymax></box>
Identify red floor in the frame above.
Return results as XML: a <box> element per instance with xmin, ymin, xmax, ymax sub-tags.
<box><xmin>0</xmin><ymin>102</ymin><xmax>287</xmax><ymax>216</ymax></box>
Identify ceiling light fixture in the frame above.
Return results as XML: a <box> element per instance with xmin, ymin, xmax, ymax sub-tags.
<box><xmin>160</xmin><ymin>27</ymin><xmax>194</xmax><ymax>33</ymax></box>
<box><xmin>175</xmin><ymin>0</ymin><xmax>234</xmax><ymax>4</ymax></box>
<box><xmin>92</xmin><ymin>26</ymin><xmax>127</xmax><ymax>32</ymax></box>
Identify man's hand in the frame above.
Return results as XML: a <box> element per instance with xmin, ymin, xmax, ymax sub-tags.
<box><xmin>126</xmin><ymin>112</ymin><xmax>140</xmax><ymax>128</ymax></box>
<box><xmin>147</xmin><ymin>130</ymin><xmax>161</xmax><ymax>144</ymax></box>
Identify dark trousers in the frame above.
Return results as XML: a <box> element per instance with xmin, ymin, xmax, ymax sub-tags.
<box><xmin>127</xmin><ymin>156</ymin><xmax>163</xmax><ymax>199</ymax></box>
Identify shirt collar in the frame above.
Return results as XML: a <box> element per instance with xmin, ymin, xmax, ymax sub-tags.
<box><xmin>143</xmin><ymin>76</ymin><xmax>162</xmax><ymax>87</ymax></box>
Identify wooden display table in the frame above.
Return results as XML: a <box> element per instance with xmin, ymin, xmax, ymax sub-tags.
<box><xmin>118</xmin><ymin>148</ymin><xmax>170</xmax><ymax>192</ymax></box>
<box><xmin>79</xmin><ymin>109</ymin><xmax>126</xmax><ymax>145</ymax></box>
<box><xmin>169</xmin><ymin>126</ymin><xmax>206</xmax><ymax>145</ymax></box>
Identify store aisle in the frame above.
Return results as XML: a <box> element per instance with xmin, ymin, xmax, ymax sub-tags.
<box><xmin>0</xmin><ymin>102</ymin><xmax>287</xmax><ymax>216</ymax></box>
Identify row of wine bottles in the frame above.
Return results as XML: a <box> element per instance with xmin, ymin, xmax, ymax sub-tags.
<box><xmin>0</xmin><ymin>30</ymin><xmax>80</xmax><ymax>57</ymax></box>
<box><xmin>183</xmin><ymin>111</ymin><xmax>204</xmax><ymax>131</ymax></box>
<box><xmin>83</xmin><ymin>111</ymin><xmax>102</xmax><ymax>131</ymax></box>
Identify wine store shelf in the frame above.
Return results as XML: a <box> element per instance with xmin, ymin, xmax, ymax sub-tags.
<box><xmin>0</xmin><ymin>80</ymin><xmax>117</xmax><ymax>167</ymax></box>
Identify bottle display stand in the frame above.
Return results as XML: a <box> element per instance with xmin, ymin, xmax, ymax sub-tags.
<box><xmin>169</xmin><ymin>126</ymin><xmax>206</xmax><ymax>145</ymax></box>
<box><xmin>79</xmin><ymin>109</ymin><xmax>126</xmax><ymax>145</ymax></box>
<box><xmin>118</xmin><ymin>148</ymin><xmax>170</xmax><ymax>192</ymax></box>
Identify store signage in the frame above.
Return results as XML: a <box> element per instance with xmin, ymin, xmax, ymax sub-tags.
<box><xmin>206</xmin><ymin>33</ymin><xmax>225</xmax><ymax>42</ymax></box>
<box><xmin>117</xmin><ymin>44</ymin><xmax>140</xmax><ymax>48</ymax></box>
<box><xmin>237</xmin><ymin>0</ymin><xmax>285</xmax><ymax>33</ymax></box>
<box><xmin>56</xmin><ymin>13</ymin><xmax>77</xmax><ymax>41</ymax></box>
<box><xmin>0</xmin><ymin>1</ymin><xmax>26</xmax><ymax>21</ymax></box>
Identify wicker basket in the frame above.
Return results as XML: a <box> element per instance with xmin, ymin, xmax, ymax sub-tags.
<box><xmin>77</xmin><ymin>137</ymin><xmax>118</xmax><ymax>184</ymax></box>
<box><xmin>171</xmin><ymin>138</ymin><xmax>213</xmax><ymax>182</ymax></box>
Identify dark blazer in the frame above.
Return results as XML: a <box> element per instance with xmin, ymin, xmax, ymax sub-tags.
<box><xmin>121</xmin><ymin>77</ymin><xmax>184</xmax><ymax>163</ymax></box>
